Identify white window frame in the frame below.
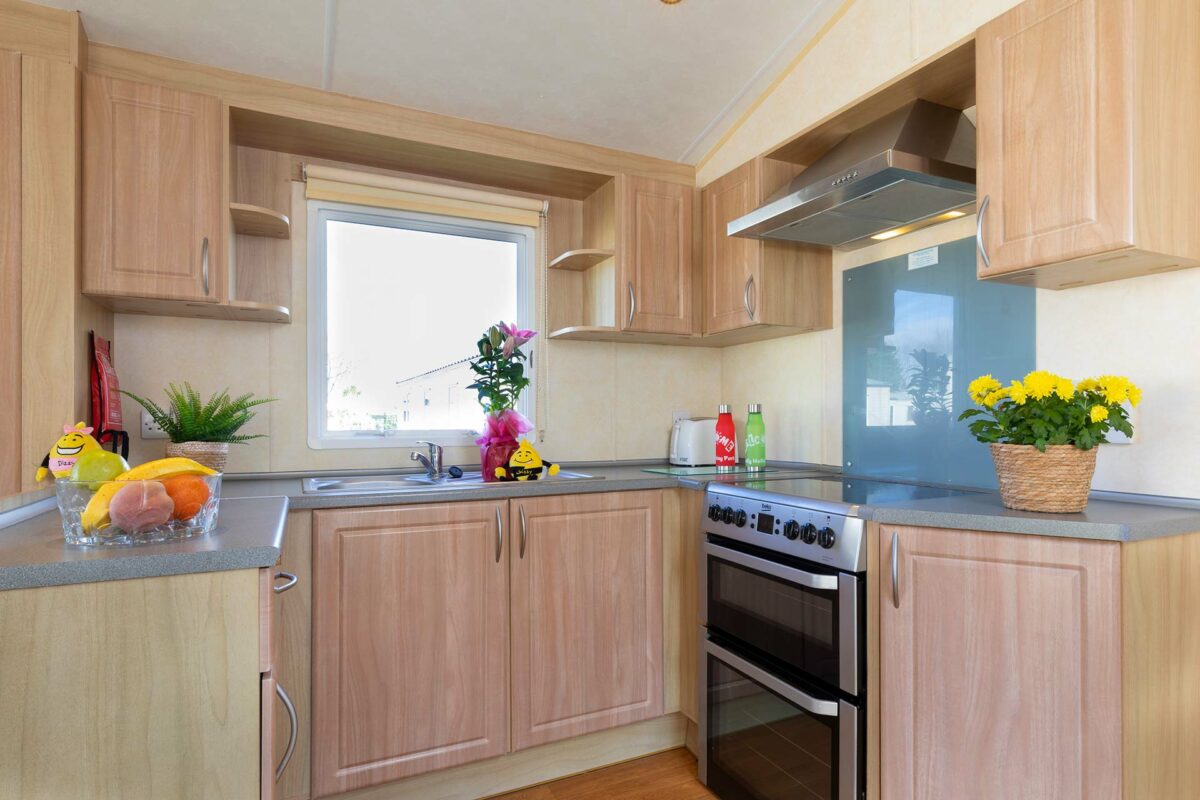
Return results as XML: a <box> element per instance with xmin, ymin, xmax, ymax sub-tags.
<box><xmin>307</xmin><ymin>200</ymin><xmax>536</xmax><ymax>449</ymax></box>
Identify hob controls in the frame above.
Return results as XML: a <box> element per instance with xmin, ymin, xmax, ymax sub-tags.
<box><xmin>818</xmin><ymin>527</ymin><xmax>837</xmax><ymax>549</ymax></box>
<box><xmin>799</xmin><ymin>523</ymin><xmax>818</xmax><ymax>544</ymax></box>
<box><xmin>734</xmin><ymin>510</ymin><xmax>748</xmax><ymax>527</ymax></box>
<box><xmin>720</xmin><ymin>506</ymin><xmax>735</xmax><ymax>524</ymax></box>
<box><xmin>708</xmin><ymin>504</ymin><xmax>722</xmax><ymax>521</ymax></box>
<box><xmin>782</xmin><ymin>520</ymin><xmax>800</xmax><ymax>540</ymax></box>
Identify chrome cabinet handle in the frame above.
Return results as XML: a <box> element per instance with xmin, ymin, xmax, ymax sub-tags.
<box><xmin>275</xmin><ymin>682</ymin><xmax>298</xmax><ymax>781</ymax></box>
<box><xmin>519</xmin><ymin>506</ymin><xmax>527</xmax><ymax>559</ymax></box>
<box><xmin>201</xmin><ymin>236</ymin><xmax>210</xmax><ymax>295</ymax></box>
<box><xmin>495</xmin><ymin>506</ymin><xmax>503</xmax><ymax>563</ymax></box>
<box><xmin>273</xmin><ymin>571</ymin><xmax>298</xmax><ymax>594</ymax></box>
<box><xmin>891</xmin><ymin>531</ymin><xmax>900</xmax><ymax>609</ymax></box>
<box><xmin>743</xmin><ymin>276</ymin><xmax>756</xmax><ymax>321</ymax></box>
<box><xmin>976</xmin><ymin>195</ymin><xmax>991</xmax><ymax>268</ymax></box>
<box><xmin>626</xmin><ymin>282</ymin><xmax>636</xmax><ymax>328</ymax></box>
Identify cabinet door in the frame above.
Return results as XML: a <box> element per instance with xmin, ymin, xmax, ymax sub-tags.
<box><xmin>878</xmin><ymin>525</ymin><xmax>1121</xmax><ymax>800</ymax></box>
<box><xmin>510</xmin><ymin>491</ymin><xmax>664</xmax><ymax>750</ymax></box>
<box><xmin>311</xmin><ymin>502</ymin><xmax>509</xmax><ymax>797</ymax></box>
<box><xmin>83</xmin><ymin>74</ymin><xmax>223</xmax><ymax>302</ymax></box>
<box><xmin>702</xmin><ymin>160</ymin><xmax>759</xmax><ymax>334</ymax></box>
<box><xmin>0</xmin><ymin>50</ymin><xmax>19</xmax><ymax>498</ymax></box>
<box><xmin>975</xmin><ymin>0</ymin><xmax>1133</xmax><ymax>277</ymax></box>
<box><xmin>617</xmin><ymin>176</ymin><xmax>694</xmax><ymax>335</ymax></box>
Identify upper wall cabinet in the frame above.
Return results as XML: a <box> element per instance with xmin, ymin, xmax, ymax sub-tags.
<box><xmin>701</xmin><ymin>157</ymin><xmax>831</xmax><ymax>343</ymax></box>
<box><xmin>618</xmin><ymin>175</ymin><xmax>694</xmax><ymax>336</ymax></box>
<box><xmin>976</xmin><ymin>0</ymin><xmax>1200</xmax><ymax>288</ymax></box>
<box><xmin>83</xmin><ymin>75</ymin><xmax>225</xmax><ymax>304</ymax></box>
<box><xmin>548</xmin><ymin>174</ymin><xmax>697</xmax><ymax>344</ymax></box>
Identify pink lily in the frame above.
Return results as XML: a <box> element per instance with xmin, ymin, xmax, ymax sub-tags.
<box><xmin>499</xmin><ymin>322</ymin><xmax>536</xmax><ymax>358</ymax></box>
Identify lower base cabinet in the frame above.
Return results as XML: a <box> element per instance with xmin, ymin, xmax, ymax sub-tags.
<box><xmin>310</xmin><ymin>491</ymin><xmax>665</xmax><ymax>798</ymax></box>
<box><xmin>878</xmin><ymin>524</ymin><xmax>1200</xmax><ymax>800</ymax></box>
<box><xmin>311</xmin><ymin>502</ymin><xmax>510</xmax><ymax>797</ymax></box>
<box><xmin>511</xmin><ymin>491</ymin><xmax>664</xmax><ymax>750</ymax></box>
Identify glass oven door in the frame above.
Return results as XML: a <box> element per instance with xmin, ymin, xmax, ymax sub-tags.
<box><xmin>700</xmin><ymin>638</ymin><xmax>861</xmax><ymax>800</ymax></box>
<box><xmin>703</xmin><ymin>538</ymin><xmax>863</xmax><ymax>696</ymax></box>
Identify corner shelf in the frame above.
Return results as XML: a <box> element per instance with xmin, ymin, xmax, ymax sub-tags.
<box><xmin>549</xmin><ymin>249</ymin><xmax>614</xmax><ymax>271</ymax></box>
<box><xmin>230</xmin><ymin>202</ymin><xmax>291</xmax><ymax>239</ymax></box>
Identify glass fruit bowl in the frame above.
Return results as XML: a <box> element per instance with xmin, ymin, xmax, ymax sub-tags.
<box><xmin>55</xmin><ymin>474</ymin><xmax>222</xmax><ymax>546</ymax></box>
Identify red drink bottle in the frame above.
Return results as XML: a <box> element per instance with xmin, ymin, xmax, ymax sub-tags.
<box><xmin>715</xmin><ymin>404</ymin><xmax>737</xmax><ymax>470</ymax></box>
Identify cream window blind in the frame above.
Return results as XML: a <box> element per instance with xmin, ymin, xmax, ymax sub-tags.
<box><xmin>303</xmin><ymin>165</ymin><xmax>546</xmax><ymax>227</ymax></box>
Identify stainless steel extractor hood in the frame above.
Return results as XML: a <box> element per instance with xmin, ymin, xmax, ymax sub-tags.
<box><xmin>728</xmin><ymin>100</ymin><xmax>976</xmax><ymax>248</ymax></box>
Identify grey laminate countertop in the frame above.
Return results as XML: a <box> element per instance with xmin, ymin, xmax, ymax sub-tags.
<box><xmin>221</xmin><ymin>462</ymin><xmax>1200</xmax><ymax>542</ymax></box>
<box><xmin>0</xmin><ymin>496</ymin><xmax>288</xmax><ymax>591</ymax></box>
<box><xmin>219</xmin><ymin>464</ymin><xmax>830</xmax><ymax>508</ymax></box>
<box><xmin>862</xmin><ymin>490</ymin><xmax>1200</xmax><ymax>542</ymax></box>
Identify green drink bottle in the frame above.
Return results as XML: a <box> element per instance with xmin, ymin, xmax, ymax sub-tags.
<box><xmin>745</xmin><ymin>403</ymin><xmax>766</xmax><ymax>471</ymax></box>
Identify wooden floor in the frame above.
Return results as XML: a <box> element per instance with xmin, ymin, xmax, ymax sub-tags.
<box><xmin>488</xmin><ymin>749</ymin><xmax>717</xmax><ymax>800</ymax></box>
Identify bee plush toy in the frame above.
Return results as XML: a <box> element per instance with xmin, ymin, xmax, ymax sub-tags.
<box><xmin>35</xmin><ymin>422</ymin><xmax>102</xmax><ymax>482</ymax></box>
<box><xmin>494</xmin><ymin>439</ymin><xmax>560</xmax><ymax>481</ymax></box>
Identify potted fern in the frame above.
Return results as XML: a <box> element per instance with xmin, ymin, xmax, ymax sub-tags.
<box><xmin>123</xmin><ymin>383</ymin><xmax>274</xmax><ymax>472</ymax></box>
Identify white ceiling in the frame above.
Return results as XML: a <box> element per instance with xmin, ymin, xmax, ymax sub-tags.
<box><xmin>45</xmin><ymin>0</ymin><xmax>839</xmax><ymax>162</ymax></box>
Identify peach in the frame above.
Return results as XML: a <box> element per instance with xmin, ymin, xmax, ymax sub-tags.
<box><xmin>108</xmin><ymin>481</ymin><xmax>174</xmax><ymax>532</ymax></box>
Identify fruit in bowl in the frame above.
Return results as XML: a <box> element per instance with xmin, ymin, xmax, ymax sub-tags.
<box><xmin>56</xmin><ymin>457</ymin><xmax>221</xmax><ymax>546</ymax></box>
<box><xmin>69</xmin><ymin>449</ymin><xmax>130</xmax><ymax>491</ymax></box>
<box><xmin>108</xmin><ymin>481</ymin><xmax>174</xmax><ymax>531</ymax></box>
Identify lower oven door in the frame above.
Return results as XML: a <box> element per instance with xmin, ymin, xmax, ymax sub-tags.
<box><xmin>700</xmin><ymin>638</ymin><xmax>862</xmax><ymax>800</ymax></box>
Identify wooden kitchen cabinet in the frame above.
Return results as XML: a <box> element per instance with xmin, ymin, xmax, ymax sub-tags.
<box><xmin>878</xmin><ymin>524</ymin><xmax>1121</xmax><ymax>799</ymax></box>
<box><xmin>83</xmin><ymin>74</ymin><xmax>225</xmax><ymax>303</ymax></box>
<box><xmin>0</xmin><ymin>570</ymin><xmax>263</xmax><ymax>799</ymax></box>
<box><xmin>509</xmin><ymin>491</ymin><xmax>664</xmax><ymax>750</ymax></box>
<box><xmin>975</xmin><ymin>0</ymin><xmax>1200</xmax><ymax>287</ymax></box>
<box><xmin>701</xmin><ymin>157</ymin><xmax>831</xmax><ymax>342</ymax></box>
<box><xmin>617</xmin><ymin>175</ymin><xmax>695</xmax><ymax>335</ymax></box>
<box><xmin>311</xmin><ymin>502</ymin><xmax>509</xmax><ymax>797</ymax></box>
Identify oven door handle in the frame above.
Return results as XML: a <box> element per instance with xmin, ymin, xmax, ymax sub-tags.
<box><xmin>705</xmin><ymin>638</ymin><xmax>840</xmax><ymax>717</ymax></box>
<box><xmin>704</xmin><ymin>541</ymin><xmax>839</xmax><ymax>591</ymax></box>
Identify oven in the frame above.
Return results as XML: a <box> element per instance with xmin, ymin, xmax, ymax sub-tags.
<box><xmin>699</xmin><ymin>485</ymin><xmax>867</xmax><ymax>800</ymax></box>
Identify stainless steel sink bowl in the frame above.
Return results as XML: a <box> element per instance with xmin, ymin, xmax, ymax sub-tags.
<box><xmin>301</xmin><ymin>470</ymin><xmax>598</xmax><ymax>495</ymax></box>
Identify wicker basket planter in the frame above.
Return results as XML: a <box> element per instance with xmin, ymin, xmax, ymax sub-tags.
<box><xmin>166</xmin><ymin>441</ymin><xmax>229</xmax><ymax>473</ymax></box>
<box><xmin>990</xmin><ymin>443</ymin><xmax>1097</xmax><ymax>513</ymax></box>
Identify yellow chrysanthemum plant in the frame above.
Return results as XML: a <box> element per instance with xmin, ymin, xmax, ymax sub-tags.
<box><xmin>960</xmin><ymin>371</ymin><xmax>1139</xmax><ymax>452</ymax></box>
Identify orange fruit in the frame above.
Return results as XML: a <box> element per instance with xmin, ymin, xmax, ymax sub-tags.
<box><xmin>160</xmin><ymin>475</ymin><xmax>212</xmax><ymax>521</ymax></box>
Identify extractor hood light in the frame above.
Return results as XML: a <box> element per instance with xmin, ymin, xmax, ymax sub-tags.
<box><xmin>871</xmin><ymin>229</ymin><xmax>904</xmax><ymax>241</ymax></box>
<box><xmin>942</xmin><ymin>210</ymin><xmax>966</xmax><ymax>218</ymax></box>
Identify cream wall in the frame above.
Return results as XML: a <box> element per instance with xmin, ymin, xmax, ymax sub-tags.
<box><xmin>115</xmin><ymin>183</ymin><xmax>722</xmax><ymax>474</ymax></box>
<box><xmin>708</xmin><ymin>0</ymin><xmax>1200</xmax><ymax>498</ymax></box>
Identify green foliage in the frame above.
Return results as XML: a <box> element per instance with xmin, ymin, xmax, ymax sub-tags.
<box><xmin>122</xmin><ymin>383</ymin><xmax>275</xmax><ymax>444</ymax></box>
<box><xmin>906</xmin><ymin>349</ymin><xmax>952</xmax><ymax>424</ymax></box>
<box><xmin>466</xmin><ymin>323</ymin><xmax>533</xmax><ymax>414</ymax></box>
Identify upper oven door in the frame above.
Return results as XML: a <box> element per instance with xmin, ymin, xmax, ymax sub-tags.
<box><xmin>702</xmin><ymin>537</ymin><xmax>863</xmax><ymax>696</ymax></box>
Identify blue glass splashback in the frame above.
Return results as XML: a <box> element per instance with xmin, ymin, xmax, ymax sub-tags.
<box><xmin>842</xmin><ymin>237</ymin><xmax>1035</xmax><ymax>488</ymax></box>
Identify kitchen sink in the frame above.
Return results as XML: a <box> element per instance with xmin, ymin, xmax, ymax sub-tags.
<box><xmin>301</xmin><ymin>470</ymin><xmax>599</xmax><ymax>495</ymax></box>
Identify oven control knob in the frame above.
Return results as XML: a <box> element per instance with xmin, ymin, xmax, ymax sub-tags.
<box><xmin>721</xmin><ymin>506</ymin><xmax>735</xmax><ymax>524</ymax></box>
<box><xmin>782</xmin><ymin>520</ymin><xmax>800</xmax><ymax>540</ymax></box>
<box><xmin>734</xmin><ymin>510</ymin><xmax>748</xmax><ymax>527</ymax></box>
<box><xmin>818</xmin><ymin>527</ymin><xmax>837</xmax><ymax>549</ymax></box>
<box><xmin>708</xmin><ymin>504</ymin><xmax>722</xmax><ymax>521</ymax></box>
<box><xmin>800</xmin><ymin>523</ymin><xmax>818</xmax><ymax>544</ymax></box>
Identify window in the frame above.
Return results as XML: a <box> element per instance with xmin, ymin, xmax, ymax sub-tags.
<box><xmin>308</xmin><ymin>202</ymin><xmax>535</xmax><ymax>448</ymax></box>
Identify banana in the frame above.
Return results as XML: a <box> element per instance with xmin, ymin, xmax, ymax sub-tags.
<box><xmin>81</xmin><ymin>458</ymin><xmax>218</xmax><ymax>531</ymax></box>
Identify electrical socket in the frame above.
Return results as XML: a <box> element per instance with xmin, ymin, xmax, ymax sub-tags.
<box><xmin>141</xmin><ymin>410</ymin><xmax>167</xmax><ymax>439</ymax></box>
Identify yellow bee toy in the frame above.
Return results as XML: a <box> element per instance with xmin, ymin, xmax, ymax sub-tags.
<box><xmin>494</xmin><ymin>439</ymin><xmax>560</xmax><ymax>482</ymax></box>
<box><xmin>35</xmin><ymin>422</ymin><xmax>102</xmax><ymax>482</ymax></box>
